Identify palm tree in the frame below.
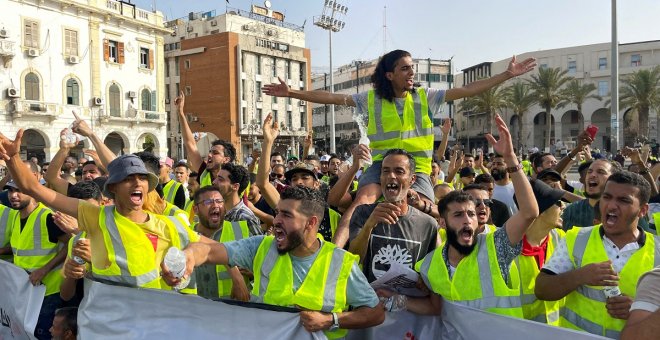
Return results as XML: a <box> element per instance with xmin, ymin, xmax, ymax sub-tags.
<box><xmin>558</xmin><ymin>79</ymin><xmax>602</xmax><ymax>132</ymax></box>
<box><xmin>458</xmin><ymin>83</ymin><xmax>507</xmax><ymax>138</ymax></box>
<box><xmin>619</xmin><ymin>66</ymin><xmax>660</xmax><ymax>141</ymax></box>
<box><xmin>527</xmin><ymin>67</ymin><xmax>573</xmax><ymax>149</ymax></box>
<box><xmin>503</xmin><ymin>82</ymin><xmax>537</xmax><ymax>151</ymax></box>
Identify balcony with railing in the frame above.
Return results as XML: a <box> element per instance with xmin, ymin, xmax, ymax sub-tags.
<box><xmin>98</xmin><ymin>108</ymin><xmax>166</xmax><ymax>126</ymax></box>
<box><xmin>104</xmin><ymin>0</ymin><xmax>157</xmax><ymax>25</ymax></box>
<box><xmin>12</xmin><ymin>100</ymin><xmax>60</xmax><ymax>119</ymax></box>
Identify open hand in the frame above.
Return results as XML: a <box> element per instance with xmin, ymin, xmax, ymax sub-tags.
<box><xmin>262</xmin><ymin>77</ymin><xmax>290</xmax><ymax>97</ymax></box>
<box><xmin>53</xmin><ymin>211</ymin><xmax>80</xmax><ymax>235</ymax></box>
<box><xmin>441</xmin><ymin>118</ymin><xmax>452</xmax><ymax>135</ymax></box>
<box><xmin>0</xmin><ymin>129</ymin><xmax>24</xmax><ymax>160</ymax></box>
<box><xmin>262</xmin><ymin>113</ymin><xmax>279</xmax><ymax>142</ymax></box>
<box><xmin>175</xmin><ymin>91</ymin><xmax>185</xmax><ymax>113</ymax></box>
<box><xmin>505</xmin><ymin>56</ymin><xmax>537</xmax><ymax>78</ymax></box>
<box><xmin>485</xmin><ymin>114</ymin><xmax>514</xmax><ymax>158</ymax></box>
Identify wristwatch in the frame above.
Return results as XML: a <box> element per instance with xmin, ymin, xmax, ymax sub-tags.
<box><xmin>328</xmin><ymin>312</ymin><xmax>340</xmax><ymax>331</ymax></box>
<box><xmin>506</xmin><ymin>163</ymin><xmax>523</xmax><ymax>173</ymax></box>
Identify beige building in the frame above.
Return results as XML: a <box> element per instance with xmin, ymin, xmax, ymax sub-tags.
<box><xmin>0</xmin><ymin>0</ymin><xmax>170</xmax><ymax>161</ymax></box>
<box><xmin>454</xmin><ymin>40</ymin><xmax>660</xmax><ymax>153</ymax></box>
<box><xmin>311</xmin><ymin>57</ymin><xmax>452</xmax><ymax>155</ymax></box>
<box><xmin>163</xmin><ymin>5</ymin><xmax>311</xmax><ymax>162</ymax></box>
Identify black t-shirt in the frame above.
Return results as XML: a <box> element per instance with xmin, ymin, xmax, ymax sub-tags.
<box><xmin>253</xmin><ymin>196</ymin><xmax>276</xmax><ymax>218</ymax></box>
<box><xmin>490</xmin><ymin>199</ymin><xmax>511</xmax><ymax>228</ymax></box>
<box><xmin>20</xmin><ymin>213</ymin><xmax>64</xmax><ymax>244</ymax></box>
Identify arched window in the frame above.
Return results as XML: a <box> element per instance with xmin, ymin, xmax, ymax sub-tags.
<box><xmin>109</xmin><ymin>84</ymin><xmax>121</xmax><ymax>117</ymax></box>
<box><xmin>25</xmin><ymin>72</ymin><xmax>39</xmax><ymax>101</ymax></box>
<box><xmin>141</xmin><ymin>88</ymin><xmax>151</xmax><ymax>110</ymax></box>
<box><xmin>66</xmin><ymin>78</ymin><xmax>80</xmax><ymax>105</ymax></box>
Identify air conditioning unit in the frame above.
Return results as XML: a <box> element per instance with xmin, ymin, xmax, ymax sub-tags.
<box><xmin>27</xmin><ymin>48</ymin><xmax>39</xmax><ymax>57</ymax></box>
<box><xmin>7</xmin><ymin>88</ymin><xmax>19</xmax><ymax>98</ymax></box>
<box><xmin>186</xmin><ymin>26</ymin><xmax>194</xmax><ymax>32</ymax></box>
<box><xmin>165</xmin><ymin>98</ymin><xmax>170</xmax><ymax>104</ymax></box>
<box><xmin>67</xmin><ymin>56</ymin><xmax>80</xmax><ymax>64</ymax></box>
<box><xmin>266</xmin><ymin>29</ymin><xmax>275</xmax><ymax>36</ymax></box>
<box><xmin>242</xmin><ymin>24</ymin><xmax>250</xmax><ymax>31</ymax></box>
<box><xmin>128</xmin><ymin>91</ymin><xmax>137</xmax><ymax>98</ymax></box>
<box><xmin>0</xmin><ymin>29</ymin><xmax>9</xmax><ymax>38</ymax></box>
<box><xmin>299</xmin><ymin>100</ymin><xmax>307</xmax><ymax>106</ymax></box>
<box><xmin>93</xmin><ymin>97</ymin><xmax>104</xmax><ymax>106</ymax></box>
<box><xmin>210</xmin><ymin>20</ymin><xmax>217</xmax><ymax>26</ymax></box>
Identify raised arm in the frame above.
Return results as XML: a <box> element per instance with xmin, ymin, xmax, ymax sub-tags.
<box><xmin>485</xmin><ymin>114</ymin><xmax>538</xmax><ymax>245</ymax></box>
<box><xmin>555</xmin><ymin>130</ymin><xmax>591</xmax><ymax>174</ymax></box>
<box><xmin>446</xmin><ymin>56</ymin><xmax>536</xmax><ymax>102</ymax></box>
<box><xmin>71</xmin><ymin>111</ymin><xmax>116</xmax><ymax>167</ymax></box>
<box><xmin>0</xmin><ymin>130</ymin><xmax>80</xmax><ymax>218</ymax></box>
<box><xmin>175</xmin><ymin>92</ymin><xmax>204</xmax><ymax>171</ymax></box>
<box><xmin>435</xmin><ymin>119</ymin><xmax>452</xmax><ymax>161</ymax></box>
<box><xmin>255</xmin><ymin>113</ymin><xmax>282</xmax><ymax>209</ymax></box>
<box><xmin>301</xmin><ymin>131</ymin><xmax>313</xmax><ymax>159</ymax></box>
<box><xmin>327</xmin><ymin>145</ymin><xmax>367</xmax><ymax>209</ymax></box>
<box><xmin>624</xmin><ymin>147</ymin><xmax>659</xmax><ymax>197</ymax></box>
<box><xmin>44</xmin><ymin>129</ymin><xmax>78</xmax><ymax>195</ymax></box>
<box><xmin>262</xmin><ymin>77</ymin><xmax>356</xmax><ymax>106</ymax></box>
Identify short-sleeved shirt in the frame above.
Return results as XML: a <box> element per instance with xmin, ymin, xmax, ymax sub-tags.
<box><xmin>76</xmin><ymin>201</ymin><xmax>200</xmax><ymax>271</ymax></box>
<box><xmin>561</xmin><ymin>199</ymin><xmax>595</xmax><ymax>231</ymax></box>
<box><xmin>542</xmin><ymin>226</ymin><xmax>646</xmax><ymax>275</ymax></box>
<box><xmin>19</xmin><ymin>212</ymin><xmax>64</xmax><ymax>244</ymax></box>
<box><xmin>349</xmin><ymin>203</ymin><xmax>438</xmax><ymax>283</ymax></box>
<box><xmin>351</xmin><ymin>88</ymin><xmax>446</xmax><ymax>124</ymax></box>
<box><xmin>631</xmin><ymin>266</ymin><xmax>660</xmax><ymax>313</ymax></box>
<box><xmin>224</xmin><ymin>236</ymin><xmax>379</xmax><ymax>308</ymax></box>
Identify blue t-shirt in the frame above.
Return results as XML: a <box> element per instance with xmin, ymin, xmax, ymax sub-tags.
<box><xmin>225</xmin><ymin>236</ymin><xmax>379</xmax><ymax>308</ymax></box>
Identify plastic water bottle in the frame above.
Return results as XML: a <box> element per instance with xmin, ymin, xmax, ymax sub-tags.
<box><xmin>384</xmin><ymin>295</ymin><xmax>408</xmax><ymax>312</ymax></box>
<box><xmin>358</xmin><ymin>136</ymin><xmax>372</xmax><ymax>166</ymax></box>
<box><xmin>61</xmin><ymin>128</ymin><xmax>77</xmax><ymax>145</ymax></box>
<box><xmin>603</xmin><ymin>284</ymin><xmax>622</xmax><ymax>298</ymax></box>
<box><xmin>164</xmin><ymin>247</ymin><xmax>190</xmax><ymax>290</ymax></box>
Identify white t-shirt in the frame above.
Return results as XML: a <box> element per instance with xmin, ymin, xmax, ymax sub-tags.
<box><xmin>351</xmin><ymin>88</ymin><xmax>446</xmax><ymax>125</ymax></box>
<box><xmin>493</xmin><ymin>182</ymin><xmax>518</xmax><ymax>215</ymax></box>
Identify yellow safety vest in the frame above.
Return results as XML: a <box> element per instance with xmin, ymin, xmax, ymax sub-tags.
<box><xmin>327</xmin><ymin>208</ymin><xmax>340</xmax><ymax>240</ymax></box>
<box><xmin>252</xmin><ymin>236</ymin><xmax>357</xmax><ymax>339</ymax></box>
<box><xmin>367</xmin><ymin>89</ymin><xmax>434</xmax><ymax>175</ymax></box>
<box><xmin>515</xmin><ymin>228</ymin><xmax>564</xmax><ymax>325</ymax></box>
<box><xmin>10</xmin><ymin>203</ymin><xmax>63</xmax><ymax>296</ymax></box>
<box><xmin>162</xmin><ymin>180</ymin><xmax>182</xmax><ymax>205</ymax></box>
<box><xmin>200</xmin><ymin>170</ymin><xmax>213</xmax><ymax>187</ymax></box>
<box><xmin>91</xmin><ymin>205</ymin><xmax>197</xmax><ymax>294</ymax></box>
<box><xmin>0</xmin><ymin>204</ymin><xmax>18</xmax><ymax>262</ymax></box>
<box><xmin>211</xmin><ymin>220</ymin><xmax>249</xmax><ymax>298</ymax></box>
<box><xmin>652</xmin><ymin>212</ymin><xmax>660</xmax><ymax>235</ymax></box>
<box><xmin>163</xmin><ymin>201</ymin><xmax>190</xmax><ymax>223</ymax></box>
<box><xmin>184</xmin><ymin>199</ymin><xmax>199</xmax><ymax>226</ymax></box>
<box><xmin>560</xmin><ymin>225</ymin><xmax>660</xmax><ymax>338</ymax></box>
<box><xmin>521</xmin><ymin>160</ymin><xmax>532</xmax><ymax>176</ymax></box>
<box><xmin>416</xmin><ymin>232</ymin><xmax>523</xmax><ymax>318</ymax></box>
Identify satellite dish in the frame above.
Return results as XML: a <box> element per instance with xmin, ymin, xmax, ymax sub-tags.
<box><xmin>264</xmin><ymin>0</ymin><xmax>272</xmax><ymax>9</ymax></box>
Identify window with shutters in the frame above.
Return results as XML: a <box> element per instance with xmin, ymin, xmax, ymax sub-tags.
<box><xmin>107</xmin><ymin>40</ymin><xmax>118</xmax><ymax>61</ymax></box>
<box><xmin>141</xmin><ymin>89</ymin><xmax>151</xmax><ymax>110</ymax></box>
<box><xmin>66</xmin><ymin>78</ymin><xmax>80</xmax><ymax>105</ymax></box>
<box><xmin>103</xmin><ymin>39</ymin><xmax>124</xmax><ymax>63</ymax></box>
<box><xmin>64</xmin><ymin>29</ymin><xmax>78</xmax><ymax>56</ymax></box>
<box><xmin>109</xmin><ymin>84</ymin><xmax>121</xmax><ymax>117</ymax></box>
<box><xmin>24</xmin><ymin>19</ymin><xmax>39</xmax><ymax>48</ymax></box>
<box><xmin>25</xmin><ymin>72</ymin><xmax>40</xmax><ymax>101</ymax></box>
<box><xmin>140</xmin><ymin>48</ymin><xmax>149</xmax><ymax>68</ymax></box>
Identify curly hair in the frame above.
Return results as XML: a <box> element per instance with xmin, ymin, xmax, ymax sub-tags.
<box><xmin>280</xmin><ymin>185</ymin><xmax>327</xmax><ymax>221</ymax></box>
<box><xmin>212</xmin><ymin>139</ymin><xmax>236</xmax><ymax>163</ymax></box>
<box><xmin>371</xmin><ymin>49</ymin><xmax>412</xmax><ymax>102</ymax></box>
<box><xmin>221</xmin><ymin>163</ymin><xmax>250</xmax><ymax>194</ymax></box>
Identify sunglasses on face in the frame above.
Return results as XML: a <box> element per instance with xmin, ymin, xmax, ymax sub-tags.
<box><xmin>474</xmin><ymin>199</ymin><xmax>493</xmax><ymax>207</ymax></box>
<box><xmin>270</xmin><ymin>173</ymin><xmax>285</xmax><ymax>179</ymax></box>
<box><xmin>197</xmin><ymin>198</ymin><xmax>224</xmax><ymax>207</ymax></box>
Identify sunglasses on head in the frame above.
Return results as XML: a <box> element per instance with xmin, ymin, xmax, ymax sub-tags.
<box><xmin>474</xmin><ymin>198</ymin><xmax>493</xmax><ymax>207</ymax></box>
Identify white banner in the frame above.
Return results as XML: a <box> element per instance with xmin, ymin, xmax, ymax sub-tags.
<box><xmin>0</xmin><ymin>261</ymin><xmax>45</xmax><ymax>340</ymax></box>
<box><xmin>78</xmin><ymin>279</ymin><xmax>326</xmax><ymax>339</ymax></box>
<box><xmin>348</xmin><ymin>301</ymin><xmax>610</xmax><ymax>340</ymax></box>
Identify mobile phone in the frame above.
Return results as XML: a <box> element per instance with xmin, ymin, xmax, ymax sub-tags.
<box><xmin>586</xmin><ymin>125</ymin><xmax>598</xmax><ymax>139</ymax></box>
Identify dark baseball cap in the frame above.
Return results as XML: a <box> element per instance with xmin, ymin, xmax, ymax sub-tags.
<box><xmin>459</xmin><ymin>167</ymin><xmax>476</xmax><ymax>177</ymax></box>
<box><xmin>284</xmin><ymin>163</ymin><xmax>318</xmax><ymax>182</ymax></box>
<box><xmin>537</xmin><ymin>169</ymin><xmax>562</xmax><ymax>182</ymax></box>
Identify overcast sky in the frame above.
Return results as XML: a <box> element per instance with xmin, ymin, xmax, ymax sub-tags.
<box><xmin>136</xmin><ymin>0</ymin><xmax>660</xmax><ymax>73</ymax></box>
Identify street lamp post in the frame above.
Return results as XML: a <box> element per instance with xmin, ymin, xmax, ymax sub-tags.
<box><xmin>314</xmin><ymin>0</ymin><xmax>347</xmax><ymax>154</ymax></box>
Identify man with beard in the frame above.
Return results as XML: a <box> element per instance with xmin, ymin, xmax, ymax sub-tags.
<box><xmin>263</xmin><ymin>49</ymin><xmax>536</xmax><ymax>249</ymax></box>
<box><xmin>191</xmin><ymin>186</ymin><xmax>249</xmax><ymax>301</ymax></box>
<box><xmin>531</xmin><ymin>152</ymin><xmax>558</xmax><ymax>178</ymax></box>
<box><xmin>256</xmin><ymin>113</ymin><xmax>341</xmax><ymax>242</ymax></box>
<box><xmin>561</xmin><ymin>159</ymin><xmax>623</xmax><ymax>231</ymax></box>
<box><xmin>536</xmin><ymin>172</ymin><xmax>659</xmax><ymax>338</ymax></box>
<box><xmin>168</xmin><ymin>186</ymin><xmax>385</xmax><ymax>337</ymax></box>
<box><xmin>416</xmin><ymin>114</ymin><xmax>539</xmax><ymax>318</ymax></box>
<box><xmin>348</xmin><ymin>149</ymin><xmax>439</xmax><ymax>283</ymax></box>
<box><xmin>7</xmin><ymin>161</ymin><xmax>71</xmax><ymax>339</ymax></box>
<box><xmin>491</xmin><ymin>154</ymin><xmax>519</xmax><ymax>215</ymax></box>
<box><xmin>462</xmin><ymin>183</ymin><xmax>498</xmax><ymax>234</ymax></box>
<box><xmin>175</xmin><ymin>92</ymin><xmax>236</xmax><ymax>187</ymax></box>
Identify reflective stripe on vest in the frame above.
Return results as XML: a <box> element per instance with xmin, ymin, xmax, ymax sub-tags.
<box><xmin>162</xmin><ymin>180</ymin><xmax>182</xmax><ymax>204</ymax></box>
<box><xmin>213</xmin><ymin>221</ymin><xmax>249</xmax><ymax>286</ymax></box>
<box><xmin>417</xmin><ymin>233</ymin><xmax>523</xmax><ymax>317</ymax></box>
<box><xmin>560</xmin><ymin>225</ymin><xmax>659</xmax><ymax>337</ymax></box>
<box><xmin>0</xmin><ymin>205</ymin><xmax>16</xmax><ymax>262</ymax></box>
<box><xmin>10</xmin><ymin>203</ymin><xmax>62</xmax><ymax>295</ymax></box>
<box><xmin>653</xmin><ymin>212</ymin><xmax>660</xmax><ymax>235</ymax></box>
<box><xmin>367</xmin><ymin>89</ymin><xmax>434</xmax><ymax>174</ymax></box>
